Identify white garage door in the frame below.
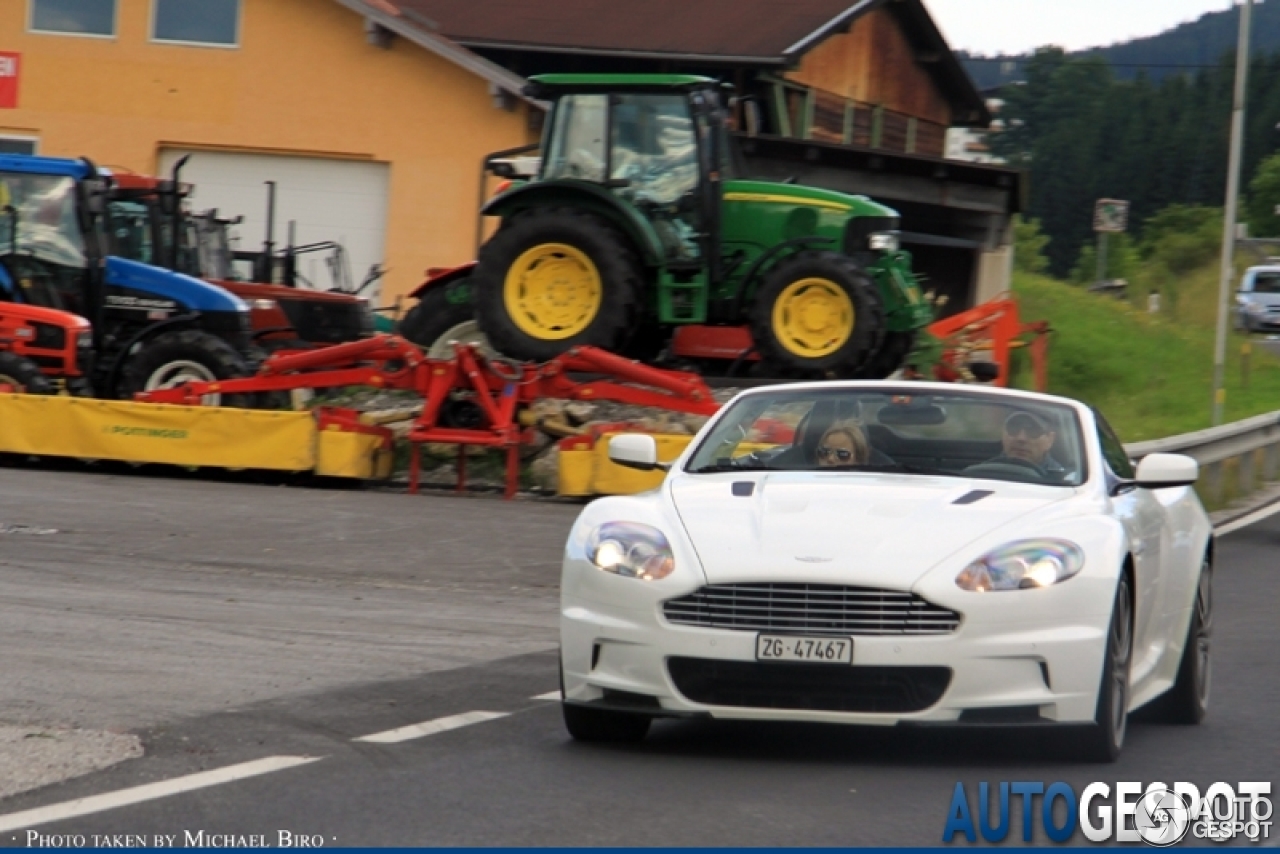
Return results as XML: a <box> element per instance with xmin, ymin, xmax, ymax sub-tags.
<box><xmin>158</xmin><ymin>149</ymin><xmax>389</xmax><ymax>299</ymax></box>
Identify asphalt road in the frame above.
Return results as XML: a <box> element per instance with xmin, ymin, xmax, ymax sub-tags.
<box><xmin>1</xmin><ymin>465</ymin><xmax>1277</xmax><ymax>846</ymax></box>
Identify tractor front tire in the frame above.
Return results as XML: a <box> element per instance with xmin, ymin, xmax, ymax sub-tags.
<box><xmin>0</xmin><ymin>352</ymin><xmax>53</xmax><ymax>394</ymax></box>
<box><xmin>473</xmin><ymin>208</ymin><xmax>641</xmax><ymax>362</ymax></box>
<box><xmin>121</xmin><ymin>330</ymin><xmax>254</xmax><ymax>407</ymax></box>
<box><xmin>855</xmin><ymin>330</ymin><xmax>917</xmax><ymax>380</ymax></box>
<box><xmin>751</xmin><ymin>251</ymin><xmax>884</xmax><ymax>378</ymax></box>
<box><xmin>398</xmin><ymin>280</ymin><xmax>491</xmax><ymax>359</ymax></box>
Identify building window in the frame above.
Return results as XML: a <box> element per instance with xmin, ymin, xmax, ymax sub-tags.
<box><xmin>152</xmin><ymin>0</ymin><xmax>240</xmax><ymax>47</ymax></box>
<box><xmin>0</xmin><ymin>137</ymin><xmax>38</xmax><ymax>155</ymax></box>
<box><xmin>30</xmin><ymin>0</ymin><xmax>116</xmax><ymax>36</ymax></box>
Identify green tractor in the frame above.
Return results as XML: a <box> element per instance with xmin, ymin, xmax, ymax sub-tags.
<box><xmin>464</xmin><ymin>74</ymin><xmax>932</xmax><ymax>377</ymax></box>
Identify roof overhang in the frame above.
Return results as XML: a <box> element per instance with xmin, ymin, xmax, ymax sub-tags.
<box><xmin>333</xmin><ymin>0</ymin><xmax>535</xmax><ymax>104</ymax></box>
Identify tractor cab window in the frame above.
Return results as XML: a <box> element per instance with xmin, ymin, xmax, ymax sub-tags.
<box><xmin>0</xmin><ymin>173</ymin><xmax>88</xmax><ymax>271</ymax></box>
<box><xmin>106</xmin><ymin>199</ymin><xmax>157</xmax><ymax>265</ymax></box>
<box><xmin>610</xmin><ymin>93</ymin><xmax>703</xmax><ymax>263</ymax></box>
<box><xmin>610</xmin><ymin>94</ymin><xmax>699</xmax><ymax>207</ymax></box>
<box><xmin>542</xmin><ymin>95</ymin><xmax>608</xmax><ymax>183</ymax></box>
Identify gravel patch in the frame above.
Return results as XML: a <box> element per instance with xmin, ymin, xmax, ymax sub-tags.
<box><xmin>0</xmin><ymin>725</ymin><xmax>142</xmax><ymax>800</ymax></box>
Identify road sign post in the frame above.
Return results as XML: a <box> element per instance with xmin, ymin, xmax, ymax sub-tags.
<box><xmin>1093</xmin><ymin>199</ymin><xmax>1129</xmax><ymax>286</ymax></box>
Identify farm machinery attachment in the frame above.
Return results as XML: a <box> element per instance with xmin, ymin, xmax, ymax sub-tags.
<box><xmin>135</xmin><ymin>333</ymin><xmax>720</xmax><ymax>498</ymax></box>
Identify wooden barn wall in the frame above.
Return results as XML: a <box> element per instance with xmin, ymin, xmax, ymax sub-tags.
<box><xmin>785</xmin><ymin>8</ymin><xmax>952</xmax><ymax>127</ymax></box>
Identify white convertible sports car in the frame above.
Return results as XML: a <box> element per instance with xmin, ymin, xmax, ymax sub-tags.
<box><xmin>559</xmin><ymin>382</ymin><xmax>1213</xmax><ymax>762</ymax></box>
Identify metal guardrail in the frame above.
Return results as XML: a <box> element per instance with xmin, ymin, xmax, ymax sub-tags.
<box><xmin>1125</xmin><ymin>411</ymin><xmax>1280</xmax><ymax>506</ymax></box>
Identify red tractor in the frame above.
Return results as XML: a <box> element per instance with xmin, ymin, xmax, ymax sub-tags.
<box><xmin>0</xmin><ymin>302</ymin><xmax>91</xmax><ymax>394</ymax></box>
<box><xmin>106</xmin><ymin>168</ymin><xmax>377</xmax><ymax>353</ymax></box>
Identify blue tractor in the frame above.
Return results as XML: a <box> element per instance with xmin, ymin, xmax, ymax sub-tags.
<box><xmin>0</xmin><ymin>154</ymin><xmax>257</xmax><ymax>401</ymax></box>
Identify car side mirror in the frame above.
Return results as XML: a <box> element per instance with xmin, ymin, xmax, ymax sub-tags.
<box><xmin>1134</xmin><ymin>453</ymin><xmax>1199</xmax><ymax>489</ymax></box>
<box><xmin>608</xmin><ymin>433</ymin><xmax>668</xmax><ymax>472</ymax></box>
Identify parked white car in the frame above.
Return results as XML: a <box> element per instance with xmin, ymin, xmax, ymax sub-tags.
<box><xmin>558</xmin><ymin>382</ymin><xmax>1213</xmax><ymax>762</ymax></box>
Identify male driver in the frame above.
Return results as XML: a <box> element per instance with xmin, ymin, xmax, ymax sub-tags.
<box><xmin>970</xmin><ymin>410</ymin><xmax>1066</xmax><ymax>479</ymax></box>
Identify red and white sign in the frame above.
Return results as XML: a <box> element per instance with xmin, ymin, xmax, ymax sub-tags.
<box><xmin>0</xmin><ymin>52</ymin><xmax>20</xmax><ymax>109</ymax></box>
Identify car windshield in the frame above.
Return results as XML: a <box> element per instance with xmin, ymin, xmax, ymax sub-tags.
<box><xmin>1252</xmin><ymin>272</ymin><xmax>1280</xmax><ymax>293</ymax></box>
<box><xmin>0</xmin><ymin>172</ymin><xmax>87</xmax><ymax>269</ymax></box>
<box><xmin>685</xmin><ymin>388</ymin><xmax>1087</xmax><ymax>487</ymax></box>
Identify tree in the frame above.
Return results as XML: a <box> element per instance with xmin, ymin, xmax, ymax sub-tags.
<box><xmin>1012</xmin><ymin>216</ymin><xmax>1051</xmax><ymax>274</ymax></box>
<box><xmin>1245</xmin><ymin>152</ymin><xmax>1280</xmax><ymax>237</ymax></box>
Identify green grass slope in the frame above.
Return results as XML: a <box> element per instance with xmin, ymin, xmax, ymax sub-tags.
<box><xmin>1011</xmin><ymin>270</ymin><xmax>1280</xmax><ymax>442</ymax></box>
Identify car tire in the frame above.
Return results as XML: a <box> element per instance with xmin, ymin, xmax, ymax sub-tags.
<box><xmin>121</xmin><ymin>330</ymin><xmax>253</xmax><ymax>407</ymax></box>
<box><xmin>559</xmin><ymin>662</ymin><xmax>651</xmax><ymax>744</ymax></box>
<box><xmin>562</xmin><ymin>703</ymin><xmax>652</xmax><ymax>744</ymax></box>
<box><xmin>0</xmin><ymin>352</ymin><xmax>53</xmax><ymax>394</ymax></box>
<box><xmin>1078</xmin><ymin>574</ymin><xmax>1133</xmax><ymax>763</ymax></box>
<box><xmin>1152</xmin><ymin>558</ymin><xmax>1212</xmax><ymax>724</ymax></box>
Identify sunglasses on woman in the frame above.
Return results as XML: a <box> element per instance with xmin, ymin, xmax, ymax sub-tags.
<box><xmin>817</xmin><ymin>446</ymin><xmax>855</xmax><ymax>462</ymax></box>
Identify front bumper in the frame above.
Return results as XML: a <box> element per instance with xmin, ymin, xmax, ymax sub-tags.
<box><xmin>562</xmin><ymin>569</ymin><xmax>1111</xmax><ymax>727</ymax></box>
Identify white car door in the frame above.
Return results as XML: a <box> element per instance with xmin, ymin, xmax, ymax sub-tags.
<box><xmin>1095</xmin><ymin>413</ymin><xmax>1171</xmax><ymax>690</ymax></box>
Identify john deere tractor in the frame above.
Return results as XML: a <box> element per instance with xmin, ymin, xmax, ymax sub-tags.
<box><xmin>467</xmin><ymin>74</ymin><xmax>932</xmax><ymax>377</ymax></box>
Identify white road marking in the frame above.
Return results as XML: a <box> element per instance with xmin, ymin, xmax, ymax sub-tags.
<box><xmin>1214</xmin><ymin>500</ymin><xmax>1280</xmax><ymax>536</ymax></box>
<box><xmin>352</xmin><ymin>710</ymin><xmax>507</xmax><ymax>744</ymax></box>
<box><xmin>0</xmin><ymin>755</ymin><xmax>321</xmax><ymax>833</ymax></box>
<box><xmin>530</xmin><ymin>691</ymin><xmax>561</xmax><ymax>701</ymax></box>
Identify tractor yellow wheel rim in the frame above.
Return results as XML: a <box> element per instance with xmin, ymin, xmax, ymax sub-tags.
<box><xmin>771</xmin><ymin>277</ymin><xmax>855</xmax><ymax>358</ymax></box>
<box><xmin>504</xmin><ymin>243</ymin><xmax>602</xmax><ymax>340</ymax></box>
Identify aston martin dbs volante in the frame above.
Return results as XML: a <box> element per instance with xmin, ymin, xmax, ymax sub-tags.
<box><xmin>558</xmin><ymin>383</ymin><xmax>1213</xmax><ymax>762</ymax></box>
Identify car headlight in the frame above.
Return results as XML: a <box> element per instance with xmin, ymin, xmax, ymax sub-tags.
<box><xmin>76</xmin><ymin>331</ymin><xmax>93</xmax><ymax>348</ymax></box>
<box><xmin>587</xmin><ymin>522</ymin><xmax>675</xmax><ymax>581</ymax></box>
<box><xmin>1246</xmin><ymin>302</ymin><xmax>1267</xmax><ymax>315</ymax></box>
<box><xmin>955</xmin><ymin>539</ymin><xmax>1084</xmax><ymax>592</ymax></box>
<box><xmin>250</xmin><ymin>299</ymin><xmax>278</xmax><ymax>312</ymax></box>
<box><xmin>868</xmin><ymin>231</ymin><xmax>900</xmax><ymax>252</ymax></box>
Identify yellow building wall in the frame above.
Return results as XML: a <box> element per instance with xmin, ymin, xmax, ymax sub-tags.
<box><xmin>0</xmin><ymin>0</ymin><xmax>534</xmax><ymax>308</ymax></box>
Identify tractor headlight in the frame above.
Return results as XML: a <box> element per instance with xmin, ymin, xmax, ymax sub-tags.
<box><xmin>587</xmin><ymin>522</ymin><xmax>675</xmax><ymax>581</ymax></box>
<box><xmin>76</xmin><ymin>331</ymin><xmax>93</xmax><ymax>348</ymax></box>
<box><xmin>868</xmin><ymin>231</ymin><xmax>901</xmax><ymax>252</ymax></box>
<box><xmin>955</xmin><ymin>539</ymin><xmax>1084</xmax><ymax>592</ymax></box>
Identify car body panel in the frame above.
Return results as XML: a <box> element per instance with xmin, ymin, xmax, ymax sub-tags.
<box><xmin>560</xmin><ymin>382</ymin><xmax>1213</xmax><ymax>731</ymax></box>
<box><xmin>1235</xmin><ymin>266</ymin><xmax>1280</xmax><ymax>332</ymax></box>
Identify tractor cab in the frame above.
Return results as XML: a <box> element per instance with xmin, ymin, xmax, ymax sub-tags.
<box><xmin>0</xmin><ymin>154</ymin><xmax>258</xmax><ymax>401</ymax></box>
<box><xmin>534</xmin><ymin>76</ymin><xmax>732</xmax><ymax>273</ymax></box>
<box><xmin>473</xmin><ymin>73</ymin><xmax>931</xmax><ymax>378</ymax></box>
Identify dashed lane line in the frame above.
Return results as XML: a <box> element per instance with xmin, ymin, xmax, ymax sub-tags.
<box><xmin>0</xmin><ymin>755</ymin><xmax>322</xmax><ymax>834</ymax></box>
<box><xmin>352</xmin><ymin>711</ymin><xmax>508</xmax><ymax>744</ymax></box>
<box><xmin>530</xmin><ymin>691</ymin><xmax>561</xmax><ymax>701</ymax></box>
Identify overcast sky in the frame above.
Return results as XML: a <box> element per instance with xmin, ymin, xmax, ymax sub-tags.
<box><xmin>924</xmin><ymin>0</ymin><xmax>1239</xmax><ymax>55</ymax></box>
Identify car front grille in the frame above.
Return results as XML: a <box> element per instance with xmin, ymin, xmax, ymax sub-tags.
<box><xmin>667</xmin><ymin>658</ymin><xmax>952</xmax><ymax>713</ymax></box>
<box><xmin>662</xmin><ymin>583</ymin><xmax>960</xmax><ymax>636</ymax></box>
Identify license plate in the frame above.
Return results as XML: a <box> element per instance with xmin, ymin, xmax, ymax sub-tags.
<box><xmin>755</xmin><ymin>634</ymin><xmax>852</xmax><ymax>664</ymax></box>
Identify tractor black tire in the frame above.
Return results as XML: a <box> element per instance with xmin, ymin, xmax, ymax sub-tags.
<box><xmin>0</xmin><ymin>352</ymin><xmax>53</xmax><ymax>394</ymax></box>
<box><xmin>472</xmin><ymin>208</ymin><xmax>641</xmax><ymax>362</ymax></box>
<box><xmin>398</xmin><ymin>280</ymin><xmax>486</xmax><ymax>358</ymax></box>
<box><xmin>854</xmin><ymin>330</ymin><xmax>917</xmax><ymax>380</ymax></box>
<box><xmin>750</xmin><ymin>251</ymin><xmax>884</xmax><ymax>378</ymax></box>
<box><xmin>120</xmin><ymin>330</ymin><xmax>254</xmax><ymax>407</ymax></box>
